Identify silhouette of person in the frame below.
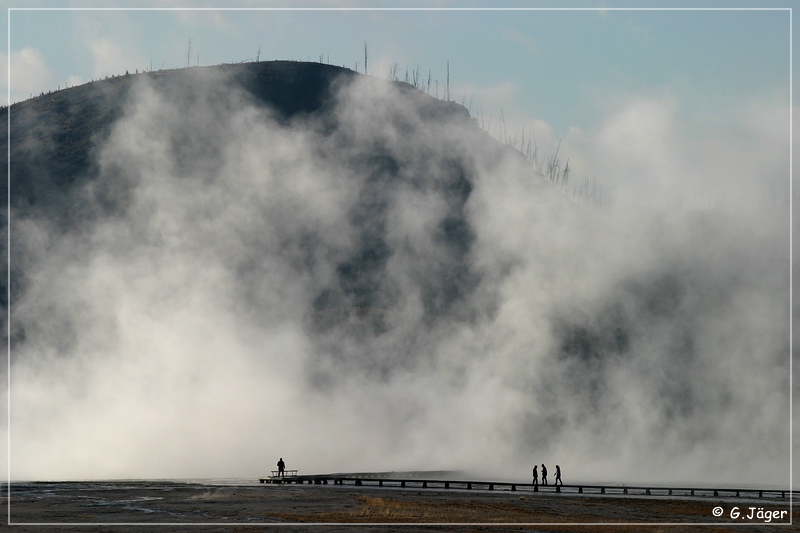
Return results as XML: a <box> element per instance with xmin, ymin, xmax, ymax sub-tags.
<box><xmin>277</xmin><ymin>457</ymin><xmax>285</xmax><ymax>477</ymax></box>
<box><xmin>541</xmin><ymin>464</ymin><xmax>548</xmax><ymax>485</ymax></box>
<box><xmin>532</xmin><ymin>465</ymin><xmax>539</xmax><ymax>486</ymax></box>
<box><xmin>555</xmin><ymin>465</ymin><xmax>562</xmax><ymax>486</ymax></box>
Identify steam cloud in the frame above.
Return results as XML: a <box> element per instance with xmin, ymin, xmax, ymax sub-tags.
<box><xmin>6</xmin><ymin>67</ymin><xmax>789</xmax><ymax>485</ymax></box>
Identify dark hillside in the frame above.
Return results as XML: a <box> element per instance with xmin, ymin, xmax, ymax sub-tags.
<box><xmin>1</xmin><ymin>61</ymin><xmax>468</xmax><ymax>225</ymax></box>
<box><xmin>2</xmin><ymin>60</ymin><xmax>508</xmax><ymax>360</ymax></box>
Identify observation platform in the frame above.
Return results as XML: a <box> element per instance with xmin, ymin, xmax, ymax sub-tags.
<box><xmin>261</xmin><ymin>470</ymin><xmax>299</xmax><ymax>483</ymax></box>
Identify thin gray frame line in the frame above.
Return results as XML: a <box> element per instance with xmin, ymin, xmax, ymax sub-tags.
<box><xmin>789</xmin><ymin>5</ymin><xmax>794</xmax><ymax>525</ymax></box>
<box><xmin>6</xmin><ymin>6</ymin><xmax>794</xmax><ymax>11</ymax></box>
<box><xmin>5</xmin><ymin>7</ymin><xmax>10</xmax><ymax>528</ymax></box>
<box><xmin>7</xmin><ymin>521</ymin><xmax>796</xmax><ymax>527</ymax></box>
<box><xmin>4</xmin><ymin>4</ymin><xmax>794</xmax><ymax>528</ymax></box>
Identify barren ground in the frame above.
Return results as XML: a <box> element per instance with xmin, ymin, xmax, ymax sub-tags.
<box><xmin>4</xmin><ymin>481</ymin><xmax>795</xmax><ymax>532</ymax></box>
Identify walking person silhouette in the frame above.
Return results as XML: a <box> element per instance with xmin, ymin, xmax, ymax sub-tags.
<box><xmin>532</xmin><ymin>465</ymin><xmax>539</xmax><ymax>486</ymax></box>
<box><xmin>555</xmin><ymin>465</ymin><xmax>562</xmax><ymax>486</ymax></box>
<box><xmin>541</xmin><ymin>464</ymin><xmax>548</xmax><ymax>485</ymax></box>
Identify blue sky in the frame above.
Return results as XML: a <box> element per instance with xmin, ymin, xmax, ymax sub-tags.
<box><xmin>4</xmin><ymin>3</ymin><xmax>793</xmax><ymax>130</ymax></box>
<box><xmin>1</xmin><ymin>1</ymin><xmax>795</xmax><ymax>198</ymax></box>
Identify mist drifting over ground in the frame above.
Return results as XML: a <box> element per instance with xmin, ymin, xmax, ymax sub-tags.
<box><xmin>5</xmin><ymin>64</ymin><xmax>789</xmax><ymax>485</ymax></box>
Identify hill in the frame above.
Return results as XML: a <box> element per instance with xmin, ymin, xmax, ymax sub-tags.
<box><xmin>1</xmin><ymin>60</ymin><xmax>519</xmax><ymax>356</ymax></box>
<box><xmin>1</xmin><ymin>61</ymin><xmax>474</xmax><ymax>225</ymax></box>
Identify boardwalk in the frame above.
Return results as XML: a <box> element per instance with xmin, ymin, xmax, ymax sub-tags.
<box><xmin>258</xmin><ymin>473</ymin><xmax>795</xmax><ymax>500</ymax></box>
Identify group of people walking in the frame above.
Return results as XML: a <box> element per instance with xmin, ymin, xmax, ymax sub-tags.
<box><xmin>532</xmin><ymin>464</ymin><xmax>562</xmax><ymax>486</ymax></box>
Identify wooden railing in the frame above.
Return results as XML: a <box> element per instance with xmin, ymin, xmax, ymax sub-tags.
<box><xmin>269</xmin><ymin>469</ymin><xmax>299</xmax><ymax>478</ymax></box>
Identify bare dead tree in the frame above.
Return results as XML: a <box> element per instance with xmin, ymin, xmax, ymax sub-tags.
<box><xmin>446</xmin><ymin>61</ymin><xmax>450</xmax><ymax>101</ymax></box>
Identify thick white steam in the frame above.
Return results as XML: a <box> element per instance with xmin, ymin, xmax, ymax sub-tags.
<box><xmin>6</xmin><ymin>68</ymin><xmax>789</xmax><ymax>485</ymax></box>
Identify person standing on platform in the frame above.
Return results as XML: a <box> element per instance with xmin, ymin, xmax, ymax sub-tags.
<box><xmin>277</xmin><ymin>458</ymin><xmax>285</xmax><ymax>477</ymax></box>
<box><xmin>532</xmin><ymin>465</ymin><xmax>539</xmax><ymax>486</ymax></box>
<box><xmin>541</xmin><ymin>464</ymin><xmax>548</xmax><ymax>485</ymax></box>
